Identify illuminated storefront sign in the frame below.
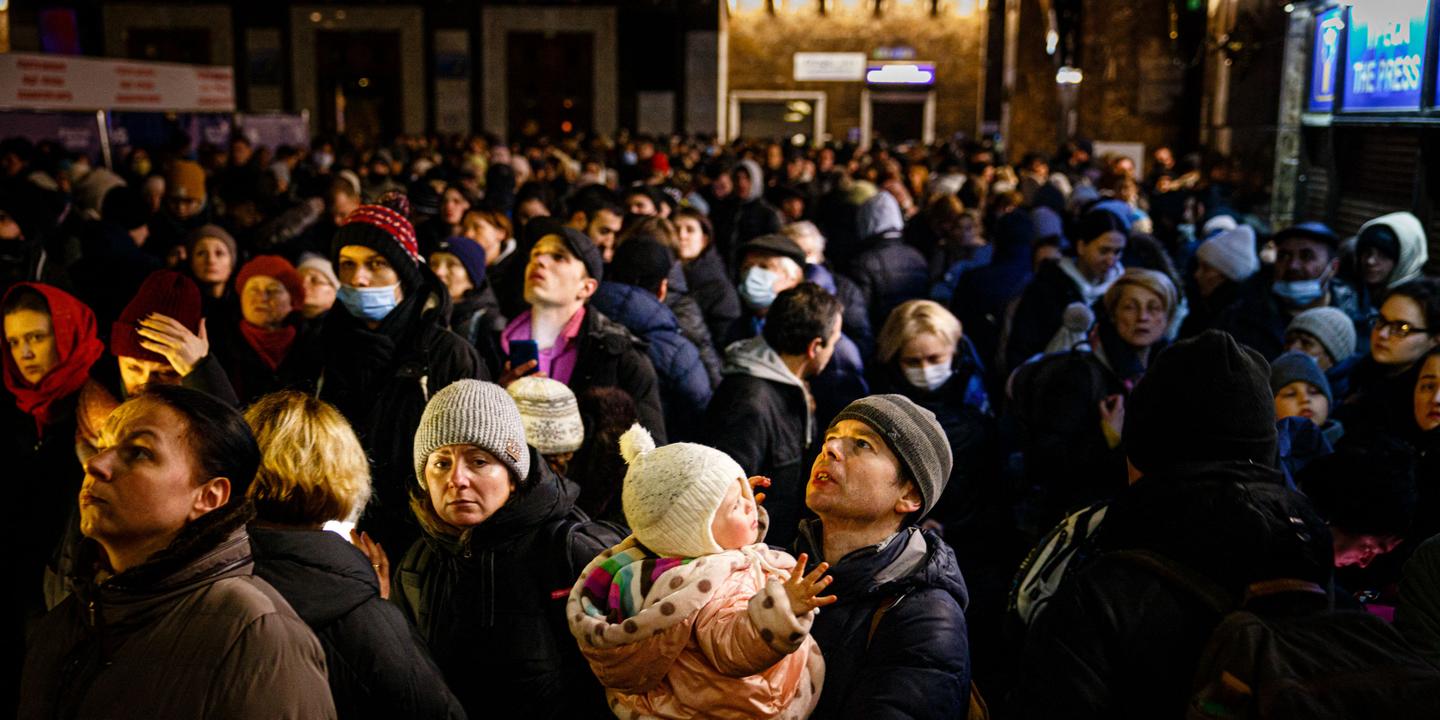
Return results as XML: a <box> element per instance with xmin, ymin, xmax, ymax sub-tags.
<box><xmin>1309</xmin><ymin>7</ymin><xmax>1344</xmax><ymax>112</ymax></box>
<box><xmin>1341</xmin><ymin>0</ymin><xmax>1429</xmax><ymax>112</ymax></box>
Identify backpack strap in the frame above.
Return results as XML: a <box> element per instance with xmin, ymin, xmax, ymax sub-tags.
<box><xmin>865</xmin><ymin>592</ymin><xmax>910</xmax><ymax>650</ymax></box>
<box><xmin>1108</xmin><ymin>550</ymin><xmax>1234</xmax><ymax>614</ymax></box>
<box><xmin>1244</xmin><ymin>578</ymin><xmax>1328</xmax><ymax>604</ymax></box>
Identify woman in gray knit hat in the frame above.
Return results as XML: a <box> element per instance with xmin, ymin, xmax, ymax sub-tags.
<box><xmin>391</xmin><ymin>379</ymin><xmax>620</xmax><ymax>720</ymax></box>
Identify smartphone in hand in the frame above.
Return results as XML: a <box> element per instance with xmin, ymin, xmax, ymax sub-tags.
<box><xmin>509</xmin><ymin>339</ymin><xmax>540</xmax><ymax>376</ymax></box>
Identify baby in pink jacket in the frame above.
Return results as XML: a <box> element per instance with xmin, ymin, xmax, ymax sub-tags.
<box><xmin>567</xmin><ymin>425</ymin><xmax>832</xmax><ymax>719</ymax></box>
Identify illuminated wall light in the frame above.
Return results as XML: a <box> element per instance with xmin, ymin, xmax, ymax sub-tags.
<box><xmin>1046</xmin><ymin>29</ymin><xmax>1059</xmax><ymax>55</ymax></box>
<box><xmin>729</xmin><ymin>0</ymin><xmax>768</xmax><ymax>14</ymax></box>
<box><xmin>867</xmin><ymin>63</ymin><xmax>935</xmax><ymax>84</ymax></box>
<box><xmin>1056</xmin><ymin>66</ymin><xmax>1084</xmax><ymax>85</ymax></box>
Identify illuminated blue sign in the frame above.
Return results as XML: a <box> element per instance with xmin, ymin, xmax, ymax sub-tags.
<box><xmin>1309</xmin><ymin>7</ymin><xmax>1344</xmax><ymax>112</ymax></box>
<box><xmin>1342</xmin><ymin>0</ymin><xmax>1430</xmax><ymax>112</ymax></box>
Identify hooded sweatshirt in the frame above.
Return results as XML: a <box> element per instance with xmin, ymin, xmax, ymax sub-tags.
<box><xmin>1358</xmin><ymin>211</ymin><xmax>1428</xmax><ymax>290</ymax></box>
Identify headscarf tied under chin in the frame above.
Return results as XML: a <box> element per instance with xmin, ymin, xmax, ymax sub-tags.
<box><xmin>2</xmin><ymin>283</ymin><xmax>105</xmax><ymax>436</ymax></box>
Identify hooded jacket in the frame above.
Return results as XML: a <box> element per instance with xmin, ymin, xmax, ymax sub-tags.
<box><xmin>567</xmin><ymin>536</ymin><xmax>825</xmax><ymax>719</ymax></box>
<box><xmin>20</xmin><ymin>506</ymin><xmax>336</xmax><ymax>720</ymax></box>
<box><xmin>1013</xmin><ymin>462</ymin><xmax>1334</xmax><ymax>719</ymax></box>
<box><xmin>795</xmin><ymin>523</ymin><xmax>972</xmax><ymax>719</ymax></box>
<box><xmin>590</xmin><ymin>281</ymin><xmax>712</xmax><ymax>442</ymax></box>
<box><xmin>705</xmin><ymin>336</ymin><xmax>816</xmax><ymax>548</ymax></box>
<box><xmin>392</xmin><ymin>456</ymin><xmax>621</xmax><ymax>720</ymax></box>
<box><xmin>712</xmin><ymin>159</ymin><xmax>784</xmax><ymax>270</ymax></box>
<box><xmin>950</xmin><ymin>211</ymin><xmax>1035</xmax><ymax>373</ymax></box>
<box><xmin>1358</xmin><ymin>211</ymin><xmax>1428</xmax><ymax>290</ymax></box>
<box><xmin>845</xmin><ymin>192</ymin><xmax>930</xmax><ymax>332</ymax></box>
<box><xmin>320</xmin><ymin>268</ymin><xmax>485</xmax><ymax>552</ymax></box>
<box><xmin>249</xmin><ymin>527</ymin><xmax>466</xmax><ymax>720</ymax></box>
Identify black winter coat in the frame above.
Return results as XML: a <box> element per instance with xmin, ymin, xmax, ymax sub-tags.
<box><xmin>249</xmin><ymin>527</ymin><xmax>465</xmax><ymax>720</ymax></box>
<box><xmin>683</xmin><ymin>245</ymin><xmax>742</xmax><ymax>351</ymax></box>
<box><xmin>1006</xmin><ymin>260</ymin><xmax>1085</xmax><ymax>371</ymax></box>
<box><xmin>210</xmin><ymin>314</ymin><xmax>325</xmax><ymax>405</ymax></box>
<box><xmin>664</xmin><ymin>264</ymin><xmax>723</xmax><ymax>387</ymax></box>
<box><xmin>1012</xmin><ymin>462</ymin><xmax>1334</xmax><ymax>719</ymax></box>
<box><xmin>796</xmin><ymin>522</ymin><xmax>972</xmax><ymax>719</ymax></box>
<box><xmin>704</xmin><ymin>345</ymin><xmax>815</xmax><ymax>548</ymax></box>
<box><xmin>570</xmin><ymin>307</ymin><xmax>668</xmax><ymax>444</ymax></box>
<box><xmin>393</xmin><ymin>459</ymin><xmax>621</xmax><ymax>720</ymax></box>
<box><xmin>1214</xmin><ymin>277</ymin><xmax>1364</xmax><ymax>361</ymax></box>
<box><xmin>320</xmin><ymin>277</ymin><xmax>485</xmax><ymax>552</ymax></box>
<box><xmin>843</xmin><ymin>232</ymin><xmax>931</xmax><ymax>334</ymax></box>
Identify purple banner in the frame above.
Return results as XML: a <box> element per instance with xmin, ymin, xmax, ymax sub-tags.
<box><xmin>237</xmin><ymin>113</ymin><xmax>310</xmax><ymax>151</ymax></box>
<box><xmin>0</xmin><ymin>111</ymin><xmax>104</xmax><ymax>163</ymax></box>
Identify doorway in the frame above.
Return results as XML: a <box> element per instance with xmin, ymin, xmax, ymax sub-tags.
<box><xmin>861</xmin><ymin>89</ymin><xmax>935</xmax><ymax>147</ymax></box>
<box><xmin>506</xmin><ymin>31</ymin><xmax>595</xmax><ymax>140</ymax></box>
<box><xmin>315</xmin><ymin>30</ymin><xmax>402</xmax><ymax>149</ymax></box>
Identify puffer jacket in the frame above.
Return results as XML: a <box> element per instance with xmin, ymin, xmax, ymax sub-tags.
<box><xmin>20</xmin><ymin>505</ymin><xmax>336</xmax><ymax>720</ymax></box>
<box><xmin>570</xmin><ymin>307</ymin><xmax>669</xmax><ymax>445</ymax></box>
<box><xmin>845</xmin><ymin>192</ymin><xmax>930</xmax><ymax>333</ymax></box>
<box><xmin>249</xmin><ymin>527</ymin><xmax>466</xmax><ymax>720</ymax></box>
<box><xmin>795</xmin><ymin>522</ymin><xmax>972</xmax><ymax>720</ymax></box>
<box><xmin>705</xmin><ymin>337</ymin><xmax>817</xmax><ymax>548</ymax></box>
<box><xmin>1012</xmin><ymin>461</ymin><xmax>1335</xmax><ymax>719</ymax></box>
<box><xmin>683</xmin><ymin>245</ymin><xmax>743</xmax><ymax>353</ymax></box>
<box><xmin>320</xmin><ymin>267</ymin><xmax>485</xmax><ymax>552</ymax></box>
<box><xmin>567</xmin><ymin>537</ymin><xmax>825</xmax><ymax>719</ymax></box>
<box><xmin>392</xmin><ymin>455</ymin><xmax>622</xmax><ymax>720</ymax></box>
<box><xmin>590</xmin><ymin>281</ymin><xmax>713</xmax><ymax>442</ymax></box>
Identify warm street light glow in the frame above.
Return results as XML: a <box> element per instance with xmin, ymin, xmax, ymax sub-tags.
<box><xmin>1056</xmin><ymin>66</ymin><xmax>1084</xmax><ymax>84</ymax></box>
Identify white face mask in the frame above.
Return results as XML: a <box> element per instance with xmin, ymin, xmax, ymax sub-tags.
<box><xmin>903</xmin><ymin>360</ymin><xmax>953</xmax><ymax>392</ymax></box>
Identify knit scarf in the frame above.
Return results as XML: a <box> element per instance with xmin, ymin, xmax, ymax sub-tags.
<box><xmin>238</xmin><ymin>321</ymin><xmax>296</xmax><ymax>372</ymax></box>
<box><xmin>2</xmin><ymin>284</ymin><xmax>105</xmax><ymax>437</ymax></box>
<box><xmin>580</xmin><ymin>545</ymin><xmax>694</xmax><ymax>622</ymax></box>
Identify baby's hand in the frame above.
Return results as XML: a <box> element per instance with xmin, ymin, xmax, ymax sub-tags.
<box><xmin>784</xmin><ymin>553</ymin><xmax>837</xmax><ymax>615</ymax></box>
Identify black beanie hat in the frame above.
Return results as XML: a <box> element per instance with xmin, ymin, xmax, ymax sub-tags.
<box><xmin>331</xmin><ymin>205</ymin><xmax>424</xmax><ymax>292</ymax></box>
<box><xmin>1123</xmin><ymin>330</ymin><xmax>1277</xmax><ymax>474</ymax></box>
<box><xmin>609</xmin><ymin>235</ymin><xmax>675</xmax><ymax>293</ymax></box>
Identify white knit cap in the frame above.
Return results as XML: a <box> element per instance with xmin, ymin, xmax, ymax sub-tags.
<box><xmin>1196</xmin><ymin>225</ymin><xmax>1259</xmax><ymax>282</ymax></box>
<box><xmin>506</xmin><ymin>376</ymin><xmax>584</xmax><ymax>454</ymax></box>
<box><xmin>619</xmin><ymin>424</ymin><xmax>747</xmax><ymax>558</ymax></box>
<box><xmin>413</xmin><ymin>380</ymin><xmax>531</xmax><ymax>489</ymax></box>
<box><xmin>1202</xmin><ymin>214</ymin><xmax>1239</xmax><ymax>239</ymax></box>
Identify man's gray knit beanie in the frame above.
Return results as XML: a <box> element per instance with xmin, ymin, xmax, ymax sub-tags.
<box><xmin>414</xmin><ymin>380</ymin><xmax>531</xmax><ymax>488</ymax></box>
<box><xmin>828</xmin><ymin>394</ymin><xmax>953</xmax><ymax>518</ymax></box>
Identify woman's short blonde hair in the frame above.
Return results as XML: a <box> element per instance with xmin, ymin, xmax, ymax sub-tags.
<box><xmin>876</xmin><ymin>300</ymin><xmax>963</xmax><ymax>365</ymax></box>
<box><xmin>1103</xmin><ymin>268</ymin><xmax>1179</xmax><ymax>323</ymax></box>
<box><xmin>244</xmin><ymin>391</ymin><xmax>372</xmax><ymax>525</ymax></box>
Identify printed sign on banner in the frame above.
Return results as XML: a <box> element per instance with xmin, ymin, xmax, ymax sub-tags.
<box><xmin>1341</xmin><ymin>0</ymin><xmax>1429</xmax><ymax>111</ymax></box>
<box><xmin>0</xmin><ymin>52</ymin><xmax>235</xmax><ymax>112</ymax></box>
<box><xmin>1309</xmin><ymin>7</ymin><xmax>1345</xmax><ymax>113</ymax></box>
<box><xmin>0</xmin><ymin>112</ymin><xmax>104</xmax><ymax>162</ymax></box>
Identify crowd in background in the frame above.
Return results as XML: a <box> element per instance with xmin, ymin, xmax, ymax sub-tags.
<box><xmin>5</xmin><ymin>124</ymin><xmax>1440</xmax><ymax>718</ymax></box>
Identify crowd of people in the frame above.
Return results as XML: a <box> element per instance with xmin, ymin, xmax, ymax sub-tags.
<box><xmin>4</xmin><ymin>126</ymin><xmax>1440</xmax><ymax>718</ymax></box>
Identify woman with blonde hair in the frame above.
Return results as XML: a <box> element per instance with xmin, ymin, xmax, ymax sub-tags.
<box><xmin>871</xmin><ymin>299</ymin><xmax>997</xmax><ymax>545</ymax></box>
<box><xmin>1093</xmin><ymin>267</ymin><xmax>1178</xmax><ymax>387</ymax></box>
<box><xmin>245</xmin><ymin>390</ymin><xmax>464</xmax><ymax>720</ymax></box>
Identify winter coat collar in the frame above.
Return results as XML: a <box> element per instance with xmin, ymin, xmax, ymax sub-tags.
<box><xmin>248</xmin><ymin>526</ymin><xmax>377</xmax><ymax>627</ymax></box>
<box><xmin>722</xmin><ymin>335</ymin><xmax>814</xmax><ymax>439</ymax></box>
<box><xmin>796</xmin><ymin>521</ymin><xmax>970</xmax><ymax>610</ymax></box>
<box><xmin>76</xmin><ymin>502</ymin><xmax>257</xmax><ymax>628</ymax></box>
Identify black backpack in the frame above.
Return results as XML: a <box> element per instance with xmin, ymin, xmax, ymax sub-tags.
<box><xmin>1113</xmin><ymin>550</ymin><xmax>1440</xmax><ymax>719</ymax></box>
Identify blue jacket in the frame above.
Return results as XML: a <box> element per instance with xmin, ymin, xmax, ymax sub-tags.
<box><xmin>796</xmin><ymin>522</ymin><xmax>972</xmax><ymax>719</ymax></box>
<box><xmin>590</xmin><ymin>281</ymin><xmax>713</xmax><ymax>441</ymax></box>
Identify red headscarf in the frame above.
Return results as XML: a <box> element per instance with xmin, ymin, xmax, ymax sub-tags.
<box><xmin>2</xmin><ymin>283</ymin><xmax>105</xmax><ymax>436</ymax></box>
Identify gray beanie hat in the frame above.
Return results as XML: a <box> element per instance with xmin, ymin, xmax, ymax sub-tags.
<box><xmin>829</xmin><ymin>394</ymin><xmax>953</xmax><ymax>518</ymax></box>
<box><xmin>413</xmin><ymin>380</ymin><xmax>531</xmax><ymax>488</ymax></box>
<box><xmin>1270</xmin><ymin>351</ymin><xmax>1333</xmax><ymax>408</ymax></box>
<box><xmin>1286</xmin><ymin>307</ymin><xmax>1356</xmax><ymax>366</ymax></box>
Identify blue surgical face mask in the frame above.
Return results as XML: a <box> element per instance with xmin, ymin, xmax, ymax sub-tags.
<box><xmin>739</xmin><ymin>266</ymin><xmax>780</xmax><ymax>310</ymax></box>
<box><xmin>1272</xmin><ymin>278</ymin><xmax>1326</xmax><ymax>308</ymax></box>
<box><xmin>337</xmin><ymin>283</ymin><xmax>400</xmax><ymax>322</ymax></box>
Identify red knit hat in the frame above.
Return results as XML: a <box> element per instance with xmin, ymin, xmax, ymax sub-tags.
<box><xmin>332</xmin><ymin>204</ymin><xmax>423</xmax><ymax>291</ymax></box>
<box><xmin>110</xmin><ymin>271</ymin><xmax>203</xmax><ymax>362</ymax></box>
<box><xmin>235</xmin><ymin>255</ymin><xmax>305</xmax><ymax>308</ymax></box>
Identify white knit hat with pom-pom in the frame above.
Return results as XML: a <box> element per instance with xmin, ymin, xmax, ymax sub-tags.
<box><xmin>619</xmin><ymin>423</ymin><xmax>748</xmax><ymax>558</ymax></box>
